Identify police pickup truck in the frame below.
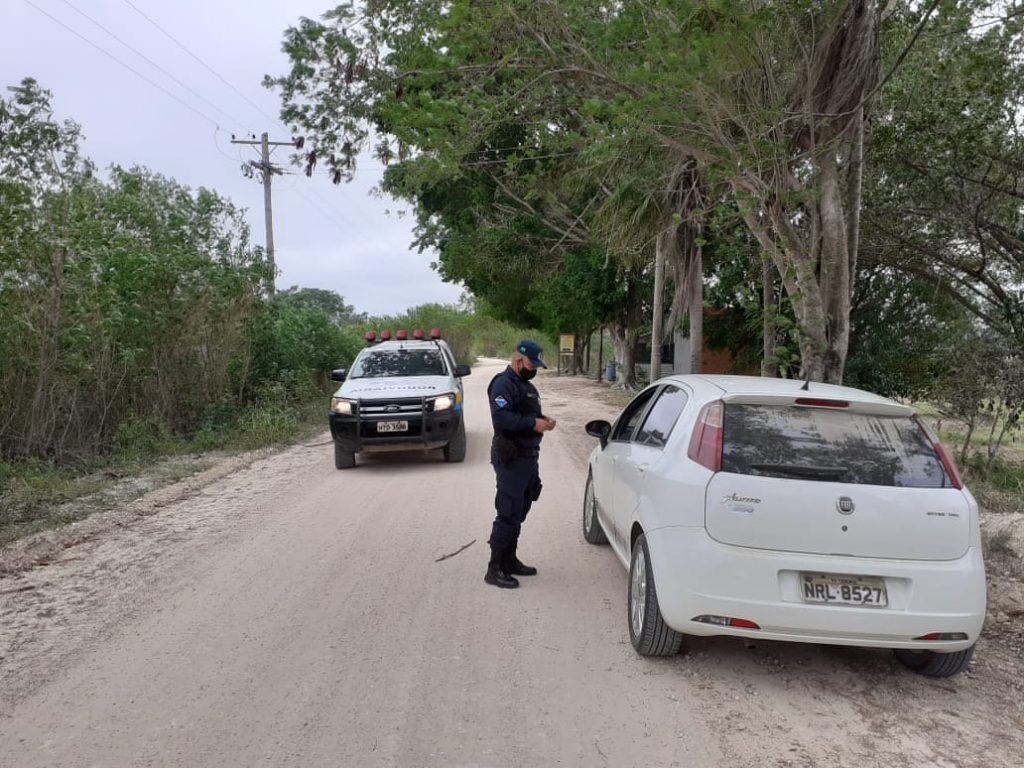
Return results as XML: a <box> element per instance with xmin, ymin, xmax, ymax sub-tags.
<box><xmin>328</xmin><ymin>328</ymin><xmax>470</xmax><ymax>469</ymax></box>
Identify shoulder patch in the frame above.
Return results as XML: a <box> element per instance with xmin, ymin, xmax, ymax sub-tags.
<box><xmin>494</xmin><ymin>395</ymin><xmax>508</xmax><ymax>409</ymax></box>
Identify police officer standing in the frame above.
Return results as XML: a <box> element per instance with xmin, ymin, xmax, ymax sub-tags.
<box><xmin>485</xmin><ymin>340</ymin><xmax>556</xmax><ymax>589</ymax></box>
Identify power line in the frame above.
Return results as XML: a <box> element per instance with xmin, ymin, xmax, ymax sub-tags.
<box><xmin>288</xmin><ymin>182</ymin><xmax>359</xmax><ymax>235</ymax></box>
<box><xmin>54</xmin><ymin>0</ymin><xmax>248</xmax><ymax>130</ymax></box>
<box><xmin>213</xmin><ymin>126</ymin><xmax>245</xmax><ymax>163</ymax></box>
<box><xmin>21</xmin><ymin>0</ymin><xmax>221</xmax><ymax>128</ymax></box>
<box><xmin>119</xmin><ymin>0</ymin><xmax>285</xmax><ymax>130</ymax></box>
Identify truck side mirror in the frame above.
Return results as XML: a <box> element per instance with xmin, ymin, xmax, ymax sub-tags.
<box><xmin>331</xmin><ymin>368</ymin><xmax>347</xmax><ymax>382</ymax></box>
<box><xmin>454</xmin><ymin>364</ymin><xmax>471</xmax><ymax>378</ymax></box>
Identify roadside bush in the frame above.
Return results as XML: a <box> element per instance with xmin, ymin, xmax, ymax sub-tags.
<box><xmin>364</xmin><ymin>303</ymin><xmax>544</xmax><ymax>365</ymax></box>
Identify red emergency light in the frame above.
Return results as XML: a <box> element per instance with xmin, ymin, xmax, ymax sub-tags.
<box><xmin>430</xmin><ymin>328</ymin><xmax>442</xmax><ymax>339</ymax></box>
<box><xmin>380</xmin><ymin>330</ymin><xmax>392</xmax><ymax>341</ymax></box>
<box><xmin>364</xmin><ymin>331</ymin><xmax>376</xmax><ymax>343</ymax></box>
<box><xmin>396</xmin><ymin>329</ymin><xmax>408</xmax><ymax>340</ymax></box>
<box><xmin>413</xmin><ymin>328</ymin><xmax>424</xmax><ymax>340</ymax></box>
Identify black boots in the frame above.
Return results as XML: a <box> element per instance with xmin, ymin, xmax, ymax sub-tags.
<box><xmin>484</xmin><ymin>549</ymin><xmax>519</xmax><ymax>589</ymax></box>
<box><xmin>504</xmin><ymin>543</ymin><xmax>537</xmax><ymax>577</ymax></box>
<box><xmin>484</xmin><ymin>544</ymin><xmax>537</xmax><ymax>588</ymax></box>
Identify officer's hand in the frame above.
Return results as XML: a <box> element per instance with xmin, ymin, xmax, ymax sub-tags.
<box><xmin>533</xmin><ymin>417</ymin><xmax>556</xmax><ymax>433</ymax></box>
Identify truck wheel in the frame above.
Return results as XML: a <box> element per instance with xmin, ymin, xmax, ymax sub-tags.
<box><xmin>334</xmin><ymin>443</ymin><xmax>355</xmax><ymax>469</ymax></box>
<box><xmin>443</xmin><ymin>420</ymin><xmax>467</xmax><ymax>463</ymax></box>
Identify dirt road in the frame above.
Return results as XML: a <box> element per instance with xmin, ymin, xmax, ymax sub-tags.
<box><xmin>1</xmin><ymin>360</ymin><xmax>1022</xmax><ymax>767</ymax></box>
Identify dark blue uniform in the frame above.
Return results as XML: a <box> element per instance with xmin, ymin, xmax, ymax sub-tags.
<box><xmin>487</xmin><ymin>366</ymin><xmax>544</xmax><ymax>555</ymax></box>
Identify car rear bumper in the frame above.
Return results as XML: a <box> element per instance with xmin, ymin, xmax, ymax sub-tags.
<box><xmin>329</xmin><ymin>409</ymin><xmax>462</xmax><ymax>453</ymax></box>
<box><xmin>644</xmin><ymin>526</ymin><xmax>986</xmax><ymax>651</ymax></box>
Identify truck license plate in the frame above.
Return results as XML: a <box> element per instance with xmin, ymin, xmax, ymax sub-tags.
<box><xmin>376</xmin><ymin>420</ymin><xmax>408</xmax><ymax>433</ymax></box>
<box><xmin>800</xmin><ymin>573</ymin><xmax>887</xmax><ymax>607</ymax></box>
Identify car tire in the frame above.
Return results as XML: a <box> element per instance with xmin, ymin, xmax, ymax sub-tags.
<box><xmin>628</xmin><ymin>534</ymin><xmax>683</xmax><ymax>656</ymax></box>
<box><xmin>334</xmin><ymin>443</ymin><xmax>356</xmax><ymax>470</ymax></box>
<box><xmin>582</xmin><ymin>471</ymin><xmax>608</xmax><ymax>545</ymax></box>
<box><xmin>443</xmin><ymin>420</ymin><xmax>467</xmax><ymax>463</ymax></box>
<box><xmin>895</xmin><ymin>645</ymin><xmax>975</xmax><ymax>677</ymax></box>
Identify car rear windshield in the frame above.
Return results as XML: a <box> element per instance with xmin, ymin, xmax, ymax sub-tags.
<box><xmin>350</xmin><ymin>349</ymin><xmax>446</xmax><ymax>378</ymax></box>
<box><xmin>720</xmin><ymin>404</ymin><xmax>951</xmax><ymax>488</ymax></box>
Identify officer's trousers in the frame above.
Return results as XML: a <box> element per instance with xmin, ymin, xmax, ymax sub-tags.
<box><xmin>488</xmin><ymin>451</ymin><xmax>539</xmax><ymax>553</ymax></box>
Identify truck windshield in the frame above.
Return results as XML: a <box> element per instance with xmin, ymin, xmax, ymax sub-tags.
<box><xmin>350</xmin><ymin>349</ymin><xmax>446</xmax><ymax>378</ymax></box>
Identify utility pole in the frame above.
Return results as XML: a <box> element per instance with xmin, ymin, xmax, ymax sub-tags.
<box><xmin>231</xmin><ymin>131</ymin><xmax>294</xmax><ymax>294</ymax></box>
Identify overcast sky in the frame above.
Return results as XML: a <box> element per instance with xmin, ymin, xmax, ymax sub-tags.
<box><xmin>2</xmin><ymin>0</ymin><xmax>465</xmax><ymax>316</ymax></box>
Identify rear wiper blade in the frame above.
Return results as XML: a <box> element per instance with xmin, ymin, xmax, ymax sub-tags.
<box><xmin>749</xmin><ymin>463</ymin><xmax>849</xmax><ymax>480</ymax></box>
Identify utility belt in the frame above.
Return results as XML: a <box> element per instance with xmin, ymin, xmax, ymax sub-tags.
<box><xmin>492</xmin><ymin>434</ymin><xmax>539</xmax><ymax>464</ymax></box>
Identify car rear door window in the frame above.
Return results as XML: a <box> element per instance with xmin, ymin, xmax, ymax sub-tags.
<box><xmin>635</xmin><ymin>386</ymin><xmax>688</xmax><ymax>448</ymax></box>
<box><xmin>721</xmin><ymin>404</ymin><xmax>950</xmax><ymax>488</ymax></box>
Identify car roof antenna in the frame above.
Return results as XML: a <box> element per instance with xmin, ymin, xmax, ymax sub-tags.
<box><xmin>800</xmin><ymin>374</ymin><xmax>811</xmax><ymax>391</ymax></box>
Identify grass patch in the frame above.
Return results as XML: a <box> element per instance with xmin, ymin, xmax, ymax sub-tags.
<box><xmin>0</xmin><ymin>461</ymin><xmax>117</xmax><ymax>546</ymax></box>
<box><xmin>0</xmin><ymin>398</ymin><xmax>326</xmax><ymax>547</ymax></box>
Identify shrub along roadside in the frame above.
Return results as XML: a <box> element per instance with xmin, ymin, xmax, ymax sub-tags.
<box><xmin>0</xmin><ymin>398</ymin><xmax>327</xmax><ymax>547</ymax></box>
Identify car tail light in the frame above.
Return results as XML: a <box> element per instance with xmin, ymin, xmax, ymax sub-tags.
<box><xmin>913</xmin><ymin>415</ymin><xmax>963</xmax><ymax>489</ymax></box>
<box><xmin>430</xmin><ymin>327</ymin><xmax>442</xmax><ymax>339</ymax></box>
<box><xmin>795</xmin><ymin>398</ymin><xmax>849</xmax><ymax>408</ymax></box>
<box><xmin>413</xmin><ymin>328</ymin><xmax>424</xmax><ymax>339</ymax></box>
<box><xmin>914</xmin><ymin>632</ymin><xmax>969</xmax><ymax>641</ymax></box>
<box><xmin>693</xmin><ymin>615</ymin><xmax>761</xmax><ymax>630</ymax></box>
<box><xmin>687</xmin><ymin>400</ymin><xmax>723</xmax><ymax>472</ymax></box>
<box><xmin>380</xmin><ymin>330</ymin><xmax>392</xmax><ymax>341</ymax></box>
<box><xmin>396</xmin><ymin>329</ymin><xmax>408</xmax><ymax>340</ymax></box>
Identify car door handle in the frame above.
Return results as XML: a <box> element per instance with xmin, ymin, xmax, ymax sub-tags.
<box><xmin>636</xmin><ymin>463</ymin><xmax>649</xmax><ymax>474</ymax></box>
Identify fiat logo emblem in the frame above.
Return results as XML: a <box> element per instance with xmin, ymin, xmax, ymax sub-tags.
<box><xmin>836</xmin><ymin>497</ymin><xmax>855</xmax><ymax>515</ymax></box>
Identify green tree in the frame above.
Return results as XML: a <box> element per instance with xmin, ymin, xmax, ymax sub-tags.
<box><xmin>269</xmin><ymin>1</ymin><xmax>934</xmax><ymax>382</ymax></box>
<box><xmin>0</xmin><ymin>79</ymin><xmax>281</xmax><ymax>460</ymax></box>
<box><xmin>864</xmin><ymin>3</ymin><xmax>1024</xmax><ymax>349</ymax></box>
<box><xmin>275</xmin><ymin>286</ymin><xmax>367</xmax><ymax>326</ymax></box>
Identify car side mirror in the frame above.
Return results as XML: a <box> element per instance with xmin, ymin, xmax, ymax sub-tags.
<box><xmin>585</xmin><ymin>419</ymin><xmax>612</xmax><ymax>449</ymax></box>
<box><xmin>454</xmin><ymin>364</ymin><xmax>471</xmax><ymax>378</ymax></box>
<box><xmin>331</xmin><ymin>368</ymin><xmax>347</xmax><ymax>382</ymax></box>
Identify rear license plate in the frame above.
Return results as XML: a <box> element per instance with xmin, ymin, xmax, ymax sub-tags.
<box><xmin>376</xmin><ymin>420</ymin><xmax>408</xmax><ymax>433</ymax></box>
<box><xmin>800</xmin><ymin>573</ymin><xmax>888</xmax><ymax>607</ymax></box>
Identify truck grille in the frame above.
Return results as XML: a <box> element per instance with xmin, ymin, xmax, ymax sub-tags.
<box><xmin>358</xmin><ymin>396</ymin><xmax>426</xmax><ymax>417</ymax></box>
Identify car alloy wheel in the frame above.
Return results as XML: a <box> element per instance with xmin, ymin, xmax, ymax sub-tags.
<box><xmin>630</xmin><ymin>545</ymin><xmax>647</xmax><ymax>638</ymax></box>
<box><xmin>582</xmin><ymin>472</ymin><xmax>608</xmax><ymax>545</ymax></box>
<box><xmin>627</xmin><ymin>534</ymin><xmax>683</xmax><ymax>656</ymax></box>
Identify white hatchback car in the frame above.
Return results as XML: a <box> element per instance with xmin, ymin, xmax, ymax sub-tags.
<box><xmin>583</xmin><ymin>374</ymin><xmax>986</xmax><ymax>677</ymax></box>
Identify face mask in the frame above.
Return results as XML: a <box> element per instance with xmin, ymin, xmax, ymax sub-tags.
<box><xmin>519</xmin><ymin>367</ymin><xmax>537</xmax><ymax>381</ymax></box>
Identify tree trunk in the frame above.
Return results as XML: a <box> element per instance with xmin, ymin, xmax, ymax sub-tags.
<box><xmin>610</xmin><ymin>322</ymin><xmax>641</xmax><ymax>389</ymax></box>
<box><xmin>761</xmin><ymin>254</ymin><xmax>777</xmax><ymax>377</ymax></box>
<box><xmin>814</xmin><ymin>150</ymin><xmax>853</xmax><ymax>383</ymax></box>
<box><xmin>688</xmin><ymin>240</ymin><xmax>703</xmax><ymax>374</ymax></box>
<box><xmin>651</xmin><ymin>233</ymin><xmax>666</xmax><ymax>381</ymax></box>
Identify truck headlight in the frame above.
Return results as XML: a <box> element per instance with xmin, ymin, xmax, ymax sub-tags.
<box><xmin>432</xmin><ymin>394</ymin><xmax>454</xmax><ymax>412</ymax></box>
<box><xmin>331</xmin><ymin>397</ymin><xmax>354</xmax><ymax>415</ymax></box>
